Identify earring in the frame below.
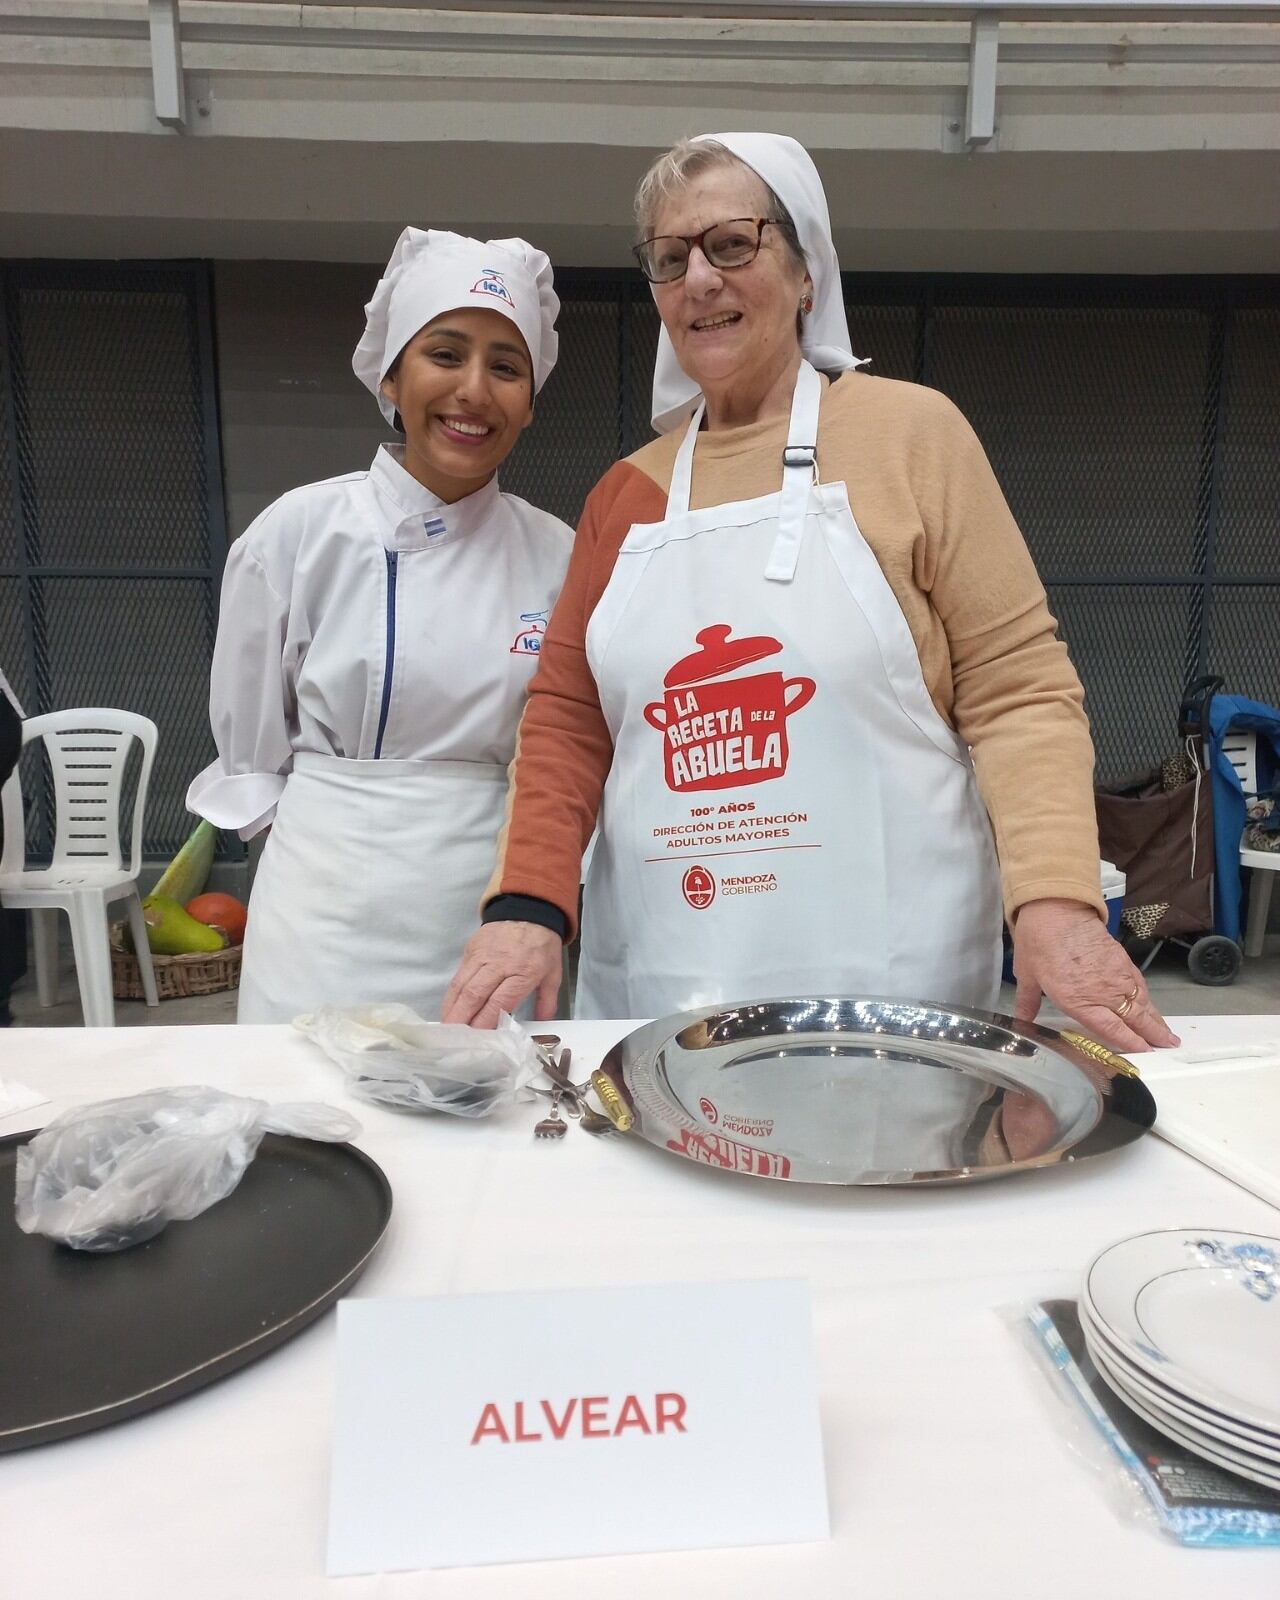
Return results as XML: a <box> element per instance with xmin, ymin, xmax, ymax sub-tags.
<box><xmin>800</xmin><ymin>293</ymin><xmax>814</xmax><ymax>315</ymax></box>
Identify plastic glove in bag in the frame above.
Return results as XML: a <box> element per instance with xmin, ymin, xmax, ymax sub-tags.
<box><xmin>294</xmin><ymin>1005</ymin><xmax>541</xmax><ymax>1117</ymax></box>
<box><xmin>14</xmin><ymin>1086</ymin><xmax>359</xmax><ymax>1253</ymax></box>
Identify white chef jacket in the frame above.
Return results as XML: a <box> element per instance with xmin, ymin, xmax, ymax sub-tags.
<box><xmin>189</xmin><ymin>444</ymin><xmax>574</xmax><ymax>837</ymax></box>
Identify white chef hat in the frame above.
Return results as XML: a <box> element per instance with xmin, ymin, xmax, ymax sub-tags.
<box><xmin>649</xmin><ymin>133</ymin><xmax>865</xmax><ymax>434</ymax></box>
<box><xmin>353</xmin><ymin>228</ymin><xmax>560</xmax><ymax>426</ymax></box>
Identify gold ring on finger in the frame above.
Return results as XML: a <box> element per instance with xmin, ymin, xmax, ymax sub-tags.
<box><xmin>1114</xmin><ymin>983</ymin><xmax>1140</xmax><ymax>1019</ymax></box>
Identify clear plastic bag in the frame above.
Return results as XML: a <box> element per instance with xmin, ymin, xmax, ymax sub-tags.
<box><xmin>1012</xmin><ymin>1297</ymin><xmax>1280</xmax><ymax>1547</ymax></box>
<box><xmin>293</xmin><ymin>1004</ymin><xmax>541</xmax><ymax>1118</ymax></box>
<box><xmin>14</xmin><ymin>1086</ymin><xmax>360</xmax><ymax>1253</ymax></box>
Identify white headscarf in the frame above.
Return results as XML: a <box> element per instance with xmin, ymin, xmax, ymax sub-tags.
<box><xmin>353</xmin><ymin>228</ymin><xmax>559</xmax><ymax>426</ymax></box>
<box><xmin>649</xmin><ymin>132</ymin><xmax>864</xmax><ymax>434</ymax></box>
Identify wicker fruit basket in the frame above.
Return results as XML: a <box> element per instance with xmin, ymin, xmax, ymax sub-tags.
<box><xmin>111</xmin><ymin>932</ymin><xmax>242</xmax><ymax>1002</ymax></box>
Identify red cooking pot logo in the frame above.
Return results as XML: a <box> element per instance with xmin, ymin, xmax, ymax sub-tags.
<box><xmin>644</xmin><ymin>625</ymin><xmax>816</xmax><ymax>793</ymax></box>
<box><xmin>681</xmin><ymin>865</ymin><xmax>716</xmax><ymax>909</ymax></box>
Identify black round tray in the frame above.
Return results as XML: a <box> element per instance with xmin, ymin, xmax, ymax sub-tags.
<box><xmin>0</xmin><ymin>1129</ymin><xmax>391</xmax><ymax>1451</ymax></box>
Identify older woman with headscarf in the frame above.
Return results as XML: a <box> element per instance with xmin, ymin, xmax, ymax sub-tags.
<box><xmin>443</xmin><ymin>134</ymin><xmax>1177</xmax><ymax>1054</ymax></box>
<box><xmin>189</xmin><ymin>230</ymin><xmax>573</xmax><ymax>1022</ymax></box>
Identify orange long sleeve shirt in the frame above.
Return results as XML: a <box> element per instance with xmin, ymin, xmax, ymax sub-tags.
<box><xmin>489</xmin><ymin>370</ymin><xmax>1104</xmax><ymax>939</ymax></box>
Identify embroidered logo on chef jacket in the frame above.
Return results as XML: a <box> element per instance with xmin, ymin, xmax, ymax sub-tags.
<box><xmin>644</xmin><ymin>625</ymin><xmax>816</xmax><ymax>794</ymax></box>
<box><xmin>509</xmin><ymin>610</ymin><xmax>549</xmax><ymax>656</ymax></box>
<box><xmin>423</xmin><ymin>516</ymin><xmax>447</xmax><ymax>539</ymax></box>
<box><xmin>471</xmin><ymin>269</ymin><xmax>516</xmax><ymax>309</ymax></box>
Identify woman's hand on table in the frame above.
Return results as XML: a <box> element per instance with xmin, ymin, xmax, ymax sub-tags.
<box><xmin>441</xmin><ymin>921</ymin><xmax>562</xmax><ymax>1029</ymax></box>
<box><xmin>1011</xmin><ymin>897</ymin><xmax>1179</xmax><ymax>1053</ymax></box>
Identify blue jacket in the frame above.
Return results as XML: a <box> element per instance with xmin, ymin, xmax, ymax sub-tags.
<box><xmin>1206</xmin><ymin>695</ymin><xmax>1280</xmax><ymax>942</ymax></box>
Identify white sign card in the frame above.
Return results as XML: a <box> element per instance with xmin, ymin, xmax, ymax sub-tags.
<box><xmin>326</xmin><ymin>1278</ymin><xmax>829</xmax><ymax>1574</ymax></box>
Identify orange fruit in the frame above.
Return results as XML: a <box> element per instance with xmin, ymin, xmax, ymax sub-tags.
<box><xmin>185</xmin><ymin>891</ymin><xmax>248</xmax><ymax>947</ymax></box>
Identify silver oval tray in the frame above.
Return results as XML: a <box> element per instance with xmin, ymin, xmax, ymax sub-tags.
<box><xmin>594</xmin><ymin>997</ymin><xmax>1156</xmax><ymax>1185</ymax></box>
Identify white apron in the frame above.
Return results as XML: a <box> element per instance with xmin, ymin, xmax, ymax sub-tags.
<box><xmin>576</xmin><ymin>360</ymin><xmax>1003</xmax><ymax>1019</ymax></box>
<box><xmin>237</xmin><ymin>752</ymin><xmax>507</xmax><ymax>1024</ymax></box>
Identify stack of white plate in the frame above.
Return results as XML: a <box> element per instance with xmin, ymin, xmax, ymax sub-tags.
<box><xmin>1080</xmin><ymin>1228</ymin><xmax>1280</xmax><ymax>1490</ymax></box>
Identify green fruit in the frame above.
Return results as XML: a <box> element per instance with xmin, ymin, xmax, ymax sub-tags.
<box><xmin>139</xmin><ymin>894</ymin><xmax>228</xmax><ymax>956</ymax></box>
<box><xmin>152</xmin><ymin>820</ymin><xmax>217</xmax><ymax>906</ymax></box>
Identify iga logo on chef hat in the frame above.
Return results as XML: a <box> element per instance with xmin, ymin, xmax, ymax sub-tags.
<box><xmin>681</xmin><ymin>864</ymin><xmax>716</xmax><ymax>910</ymax></box>
<box><xmin>510</xmin><ymin>610</ymin><xmax>549</xmax><ymax>656</ymax></box>
<box><xmin>471</xmin><ymin>269</ymin><xmax>516</xmax><ymax>309</ymax></box>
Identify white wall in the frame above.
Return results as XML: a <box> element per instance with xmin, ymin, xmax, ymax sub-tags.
<box><xmin>2</xmin><ymin>5</ymin><xmax>1278</xmax><ymax>271</ymax></box>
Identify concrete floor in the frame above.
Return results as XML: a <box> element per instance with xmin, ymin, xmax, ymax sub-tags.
<box><xmin>7</xmin><ymin>926</ymin><xmax>1279</xmax><ymax>1029</ymax></box>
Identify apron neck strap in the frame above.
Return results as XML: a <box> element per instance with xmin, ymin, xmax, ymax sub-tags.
<box><xmin>666</xmin><ymin>360</ymin><xmax>822</xmax><ymax>585</ymax></box>
<box><xmin>667</xmin><ymin>398</ymin><xmax>705</xmax><ymax>517</ymax></box>
<box><xmin>765</xmin><ymin>360</ymin><xmax>822</xmax><ymax>584</ymax></box>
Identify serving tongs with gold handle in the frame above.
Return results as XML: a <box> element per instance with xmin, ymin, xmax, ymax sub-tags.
<box><xmin>533</xmin><ymin>1037</ymin><xmax>632</xmax><ymax>1136</ymax></box>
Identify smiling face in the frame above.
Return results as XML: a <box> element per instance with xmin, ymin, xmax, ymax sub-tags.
<box><xmin>379</xmin><ymin>307</ymin><xmax>535</xmax><ymax>502</ymax></box>
<box><xmin>650</xmin><ymin>160</ymin><xmax>812</xmax><ymax>429</ymax></box>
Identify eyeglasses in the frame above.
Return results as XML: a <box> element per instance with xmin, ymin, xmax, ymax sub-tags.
<box><xmin>632</xmin><ymin>218</ymin><xmax>779</xmax><ymax>285</ymax></box>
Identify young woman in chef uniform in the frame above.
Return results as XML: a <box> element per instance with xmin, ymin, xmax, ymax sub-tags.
<box><xmin>188</xmin><ymin>230</ymin><xmax>573</xmax><ymax>1022</ymax></box>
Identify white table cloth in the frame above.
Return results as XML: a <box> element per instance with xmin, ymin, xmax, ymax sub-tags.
<box><xmin>3</xmin><ymin>1016</ymin><xmax>1279</xmax><ymax>1598</ymax></box>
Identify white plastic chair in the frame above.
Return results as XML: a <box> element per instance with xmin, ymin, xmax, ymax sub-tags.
<box><xmin>1220</xmin><ymin>728</ymin><xmax>1279</xmax><ymax>958</ymax></box>
<box><xmin>0</xmin><ymin>709</ymin><xmax>160</xmax><ymax>1025</ymax></box>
